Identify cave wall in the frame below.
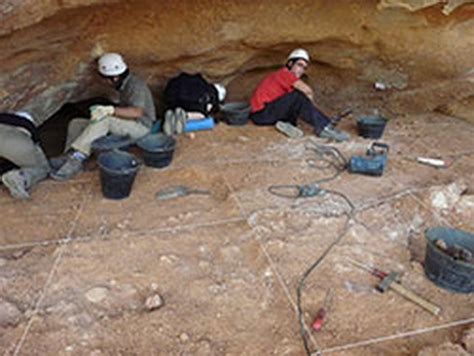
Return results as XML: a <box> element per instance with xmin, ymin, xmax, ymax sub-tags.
<box><xmin>1</xmin><ymin>0</ymin><xmax>474</xmax><ymax>124</ymax></box>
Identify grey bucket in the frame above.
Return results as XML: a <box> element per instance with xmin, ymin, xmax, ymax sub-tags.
<box><xmin>357</xmin><ymin>116</ymin><xmax>388</xmax><ymax>139</ymax></box>
<box><xmin>97</xmin><ymin>150</ymin><xmax>141</xmax><ymax>200</ymax></box>
<box><xmin>137</xmin><ymin>133</ymin><xmax>176</xmax><ymax>168</ymax></box>
<box><xmin>424</xmin><ymin>227</ymin><xmax>474</xmax><ymax>293</ymax></box>
<box><xmin>220</xmin><ymin>102</ymin><xmax>251</xmax><ymax>126</ymax></box>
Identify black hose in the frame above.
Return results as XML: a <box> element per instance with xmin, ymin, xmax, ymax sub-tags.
<box><xmin>267</xmin><ymin>142</ymin><xmax>356</xmax><ymax>355</ymax></box>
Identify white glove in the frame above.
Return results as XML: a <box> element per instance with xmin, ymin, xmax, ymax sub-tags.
<box><xmin>90</xmin><ymin>105</ymin><xmax>115</xmax><ymax>121</ymax></box>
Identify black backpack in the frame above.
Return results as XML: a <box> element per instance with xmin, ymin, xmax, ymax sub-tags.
<box><xmin>164</xmin><ymin>73</ymin><xmax>218</xmax><ymax>115</ymax></box>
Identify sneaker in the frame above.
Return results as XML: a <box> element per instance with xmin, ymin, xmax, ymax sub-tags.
<box><xmin>163</xmin><ymin>110</ymin><xmax>176</xmax><ymax>136</ymax></box>
<box><xmin>275</xmin><ymin>121</ymin><xmax>304</xmax><ymax>138</ymax></box>
<box><xmin>2</xmin><ymin>170</ymin><xmax>30</xmax><ymax>199</ymax></box>
<box><xmin>319</xmin><ymin>125</ymin><xmax>350</xmax><ymax>142</ymax></box>
<box><xmin>50</xmin><ymin>155</ymin><xmax>84</xmax><ymax>181</ymax></box>
<box><xmin>174</xmin><ymin>107</ymin><xmax>188</xmax><ymax>134</ymax></box>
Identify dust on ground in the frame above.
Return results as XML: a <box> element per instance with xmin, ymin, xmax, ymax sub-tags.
<box><xmin>1</xmin><ymin>106</ymin><xmax>474</xmax><ymax>354</ymax></box>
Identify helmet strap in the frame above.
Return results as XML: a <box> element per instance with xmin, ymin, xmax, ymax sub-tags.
<box><xmin>112</xmin><ymin>69</ymin><xmax>130</xmax><ymax>89</ymax></box>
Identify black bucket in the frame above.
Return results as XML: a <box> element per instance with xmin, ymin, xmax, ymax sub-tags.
<box><xmin>357</xmin><ymin>116</ymin><xmax>388</xmax><ymax>139</ymax></box>
<box><xmin>137</xmin><ymin>133</ymin><xmax>176</xmax><ymax>168</ymax></box>
<box><xmin>424</xmin><ymin>227</ymin><xmax>474</xmax><ymax>293</ymax></box>
<box><xmin>219</xmin><ymin>102</ymin><xmax>251</xmax><ymax>126</ymax></box>
<box><xmin>97</xmin><ymin>150</ymin><xmax>141</xmax><ymax>200</ymax></box>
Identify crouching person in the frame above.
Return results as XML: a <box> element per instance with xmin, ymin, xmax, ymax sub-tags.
<box><xmin>0</xmin><ymin>112</ymin><xmax>50</xmax><ymax>199</ymax></box>
<box><xmin>249</xmin><ymin>48</ymin><xmax>349</xmax><ymax>141</ymax></box>
<box><xmin>51</xmin><ymin>53</ymin><xmax>156</xmax><ymax>181</ymax></box>
<box><xmin>162</xmin><ymin>72</ymin><xmax>226</xmax><ymax>135</ymax></box>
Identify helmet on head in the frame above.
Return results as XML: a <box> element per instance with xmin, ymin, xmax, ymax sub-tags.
<box><xmin>287</xmin><ymin>48</ymin><xmax>310</xmax><ymax>64</ymax></box>
<box><xmin>98</xmin><ymin>53</ymin><xmax>128</xmax><ymax>77</ymax></box>
<box><xmin>214</xmin><ymin>83</ymin><xmax>226</xmax><ymax>102</ymax></box>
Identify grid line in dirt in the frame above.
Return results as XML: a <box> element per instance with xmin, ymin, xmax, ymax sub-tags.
<box><xmin>9</xmin><ymin>188</ymin><xmax>92</xmax><ymax>356</ymax></box>
<box><xmin>208</xmin><ymin>142</ymin><xmax>321</xmax><ymax>352</ymax></box>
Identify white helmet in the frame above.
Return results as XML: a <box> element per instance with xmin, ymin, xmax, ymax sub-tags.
<box><xmin>287</xmin><ymin>48</ymin><xmax>310</xmax><ymax>63</ymax></box>
<box><xmin>98</xmin><ymin>53</ymin><xmax>128</xmax><ymax>76</ymax></box>
<box><xmin>214</xmin><ymin>83</ymin><xmax>226</xmax><ymax>102</ymax></box>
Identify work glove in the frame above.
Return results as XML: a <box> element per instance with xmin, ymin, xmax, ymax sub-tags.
<box><xmin>89</xmin><ymin>105</ymin><xmax>115</xmax><ymax>121</ymax></box>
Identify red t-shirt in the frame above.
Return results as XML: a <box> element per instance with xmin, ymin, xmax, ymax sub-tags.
<box><xmin>250</xmin><ymin>67</ymin><xmax>299</xmax><ymax>113</ymax></box>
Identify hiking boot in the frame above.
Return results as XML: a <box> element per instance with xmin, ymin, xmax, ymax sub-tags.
<box><xmin>2</xmin><ymin>170</ymin><xmax>30</xmax><ymax>199</ymax></box>
<box><xmin>50</xmin><ymin>155</ymin><xmax>84</xmax><ymax>181</ymax></box>
<box><xmin>174</xmin><ymin>107</ymin><xmax>188</xmax><ymax>134</ymax></box>
<box><xmin>319</xmin><ymin>125</ymin><xmax>350</xmax><ymax>142</ymax></box>
<box><xmin>275</xmin><ymin>121</ymin><xmax>304</xmax><ymax>138</ymax></box>
<box><xmin>49</xmin><ymin>155</ymin><xmax>68</xmax><ymax>171</ymax></box>
<box><xmin>163</xmin><ymin>110</ymin><xmax>176</xmax><ymax>136</ymax></box>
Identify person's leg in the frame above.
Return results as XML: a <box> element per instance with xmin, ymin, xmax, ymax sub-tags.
<box><xmin>52</xmin><ymin>116</ymin><xmax>149</xmax><ymax>181</ymax></box>
<box><xmin>107</xmin><ymin>117</ymin><xmax>149</xmax><ymax>139</ymax></box>
<box><xmin>51</xmin><ymin>118</ymin><xmax>112</xmax><ymax>181</ymax></box>
<box><xmin>297</xmin><ymin>96</ymin><xmax>331</xmax><ymax>135</ymax></box>
<box><xmin>64</xmin><ymin>118</ymin><xmax>90</xmax><ymax>152</ymax></box>
<box><xmin>250</xmin><ymin>91</ymin><xmax>347</xmax><ymax>140</ymax></box>
<box><xmin>21</xmin><ymin>145</ymin><xmax>51</xmax><ymax>188</ymax></box>
<box><xmin>70</xmin><ymin>117</ymin><xmax>112</xmax><ymax>156</ymax></box>
<box><xmin>250</xmin><ymin>91</ymin><xmax>311</xmax><ymax>127</ymax></box>
<box><xmin>294</xmin><ymin>93</ymin><xmax>348</xmax><ymax>141</ymax></box>
<box><xmin>251</xmin><ymin>92</ymin><xmax>299</xmax><ymax>126</ymax></box>
<box><xmin>0</xmin><ymin>125</ymin><xmax>50</xmax><ymax>198</ymax></box>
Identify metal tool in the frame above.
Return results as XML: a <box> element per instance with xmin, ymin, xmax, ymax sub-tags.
<box><xmin>331</xmin><ymin>109</ymin><xmax>353</xmax><ymax>127</ymax></box>
<box><xmin>155</xmin><ymin>185</ymin><xmax>211</xmax><ymax>201</ymax></box>
<box><xmin>348</xmin><ymin>259</ymin><xmax>441</xmax><ymax>316</ymax></box>
<box><xmin>311</xmin><ymin>288</ymin><xmax>333</xmax><ymax>332</ymax></box>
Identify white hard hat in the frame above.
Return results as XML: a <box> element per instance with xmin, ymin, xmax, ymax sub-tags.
<box><xmin>214</xmin><ymin>83</ymin><xmax>226</xmax><ymax>102</ymax></box>
<box><xmin>15</xmin><ymin>111</ymin><xmax>35</xmax><ymax>123</ymax></box>
<box><xmin>287</xmin><ymin>48</ymin><xmax>310</xmax><ymax>63</ymax></box>
<box><xmin>98</xmin><ymin>53</ymin><xmax>128</xmax><ymax>76</ymax></box>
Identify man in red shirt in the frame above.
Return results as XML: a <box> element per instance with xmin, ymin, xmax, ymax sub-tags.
<box><xmin>250</xmin><ymin>48</ymin><xmax>349</xmax><ymax>141</ymax></box>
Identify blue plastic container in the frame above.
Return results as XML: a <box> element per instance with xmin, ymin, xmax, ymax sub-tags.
<box><xmin>184</xmin><ymin>117</ymin><xmax>215</xmax><ymax>132</ymax></box>
<box><xmin>97</xmin><ymin>150</ymin><xmax>141</xmax><ymax>200</ymax></box>
<box><xmin>424</xmin><ymin>227</ymin><xmax>474</xmax><ymax>293</ymax></box>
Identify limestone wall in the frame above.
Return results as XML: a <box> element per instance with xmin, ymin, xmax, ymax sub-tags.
<box><xmin>1</xmin><ymin>0</ymin><xmax>473</xmax><ymax>124</ymax></box>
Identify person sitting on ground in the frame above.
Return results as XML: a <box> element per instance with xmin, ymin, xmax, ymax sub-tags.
<box><xmin>51</xmin><ymin>52</ymin><xmax>156</xmax><ymax>181</ymax></box>
<box><xmin>249</xmin><ymin>48</ymin><xmax>349</xmax><ymax>141</ymax></box>
<box><xmin>162</xmin><ymin>72</ymin><xmax>226</xmax><ymax>135</ymax></box>
<box><xmin>0</xmin><ymin>111</ymin><xmax>51</xmax><ymax>199</ymax></box>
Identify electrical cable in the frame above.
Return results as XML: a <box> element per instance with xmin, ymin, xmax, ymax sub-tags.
<box><xmin>268</xmin><ymin>143</ymin><xmax>348</xmax><ymax>199</ymax></box>
<box><xmin>267</xmin><ymin>142</ymin><xmax>356</xmax><ymax>355</ymax></box>
<box><xmin>297</xmin><ymin>202</ymin><xmax>354</xmax><ymax>355</ymax></box>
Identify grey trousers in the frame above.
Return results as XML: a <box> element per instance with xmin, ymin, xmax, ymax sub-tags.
<box><xmin>65</xmin><ymin>118</ymin><xmax>89</xmax><ymax>152</ymax></box>
<box><xmin>70</xmin><ymin>116</ymin><xmax>149</xmax><ymax>156</ymax></box>
<box><xmin>0</xmin><ymin>124</ymin><xmax>51</xmax><ymax>189</ymax></box>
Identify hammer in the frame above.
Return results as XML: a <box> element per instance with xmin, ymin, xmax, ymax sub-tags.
<box><xmin>377</xmin><ymin>271</ymin><xmax>441</xmax><ymax>316</ymax></box>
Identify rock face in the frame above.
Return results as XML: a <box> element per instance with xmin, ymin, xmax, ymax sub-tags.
<box><xmin>1</xmin><ymin>0</ymin><xmax>474</xmax><ymax>124</ymax></box>
<box><xmin>378</xmin><ymin>0</ymin><xmax>474</xmax><ymax>15</ymax></box>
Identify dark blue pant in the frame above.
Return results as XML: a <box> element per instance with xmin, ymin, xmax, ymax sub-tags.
<box><xmin>250</xmin><ymin>91</ymin><xmax>330</xmax><ymax>135</ymax></box>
